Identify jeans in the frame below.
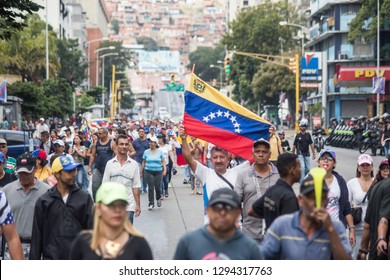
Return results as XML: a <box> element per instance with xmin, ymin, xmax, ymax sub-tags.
<box><xmin>352</xmin><ymin>229</ymin><xmax>363</xmax><ymax>259</ymax></box>
<box><xmin>82</xmin><ymin>165</ymin><xmax>90</xmax><ymax>191</ymax></box>
<box><xmin>161</xmin><ymin>164</ymin><xmax>170</xmax><ymax>195</ymax></box>
<box><xmin>298</xmin><ymin>155</ymin><xmax>310</xmax><ymax>184</ymax></box>
<box><xmin>184</xmin><ymin>165</ymin><xmax>191</xmax><ymax>181</ymax></box>
<box><xmin>128</xmin><ymin>211</ymin><xmax>135</xmax><ymax>224</ymax></box>
<box><xmin>92</xmin><ymin>168</ymin><xmax>104</xmax><ymax>201</ymax></box>
<box><xmin>76</xmin><ymin>165</ymin><xmax>87</xmax><ymax>192</ymax></box>
<box><xmin>385</xmin><ymin>142</ymin><xmax>390</xmax><ymax>157</ymax></box>
<box><xmin>145</xmin><ymin>170</ymin><xmax>162</xmax><ymax>206</ymax></box>
<box><xmin>137</xmin><ymin>162</ymin><xmax>147</xmax><ymax>192</ymax></box>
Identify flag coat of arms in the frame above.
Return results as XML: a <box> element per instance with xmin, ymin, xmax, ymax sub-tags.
<box><xmin>183</xmin><ymin>74</ymin><xmax>271</xmax><ymax>161</ymax></box>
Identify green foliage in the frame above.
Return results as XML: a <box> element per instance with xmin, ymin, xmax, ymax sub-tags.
<box><xmin>77</xmin><ymin>92</ymin><xmax>95</xmax><ymax>112</ymax></box>
<box><xmin>349</xmin><ymin>0</ymin><xmax>390</xmax><ymax>42</ymax></box>
<box><xmin>307</xmin><ymin>103</ymin><xmax>323</xmax><ymax>116</ymax></box>
<box><xmin>7</xmin><ymin>81</ymin><xmax>45</xmax><ymax>119</ymax></box>
<box><xmin>222</xmin><ymin>1</ymin><xmax>302</xmax><ymax>114</ymax></box>
<box><xmin>0</xmin><ymin>14</ymin><xmax>59</xmax><ymax>83</ymax></box>
<box><xmin>41</xmin><ymin>78</ymin><xmax>74</xmax><ymax>118</ymax></box>
<box><xmin>0</xmin><ymin>0</ymin><xmax>42</xmax><ymax>40</ymax></box>
<box><xmin>137</xmin><ymin>36</ymin><xmax>158</xmax><ymax>51</ymax></box>
<box><xmin>120</xmin><ymin>93</ymin><xmax>135</xmax><ymax>110</ymax></box>
<box><xmin>251</xmin><ymin>62</ymin><xmax>295</xmax><ymax>111</ymax></box>
<box><xmin>111</xmin><ymin>19</ymin><xmax>120</xmax><ymax>35</ymax></box>
<box><xmin>189</xmin><ymin>44</ymin><xmax>225</xmax><ymax>82</ymax></box>
<box><xmin>98</xmin><ymin>41</ymin><xmax>131</xmax><ymax>92</ymax></box>
<box><xmin>57</xmin><ymin>38</ymin><xmax>86</xmax><ymax>88</ymax></box>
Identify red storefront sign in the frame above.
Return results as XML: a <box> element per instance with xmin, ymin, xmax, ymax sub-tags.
<box><xmin>334</xmin><ymin>65</ymin><xmax>390</xmax><ymax>87</ymax></box>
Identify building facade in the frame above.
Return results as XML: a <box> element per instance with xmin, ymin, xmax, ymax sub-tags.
<box><xmin>306</xmin><ymin>0</ymin><xmax>390</xmax><ymax>123</ymax></box>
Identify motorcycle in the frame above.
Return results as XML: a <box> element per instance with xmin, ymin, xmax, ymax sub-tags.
<box><xmin>313</xmin><ymin>128</ymin><xmax>325</xmax><ymax>152</ymax></box>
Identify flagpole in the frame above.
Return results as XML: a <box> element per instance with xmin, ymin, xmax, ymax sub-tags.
<box><xmin>191</xmin><ymin>64</ymin><xmax>196</xmax><ymax>73</ymax></box>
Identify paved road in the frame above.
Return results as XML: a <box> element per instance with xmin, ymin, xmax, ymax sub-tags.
<box><xmin>153</xmin><ymin>90</ymin><xmax>184</xmax><ymax>118</ymax></box>
<box><xmin>132</xmin><ymin>129</ymin><xmax>387</xmax><ymax>260</ymax></box>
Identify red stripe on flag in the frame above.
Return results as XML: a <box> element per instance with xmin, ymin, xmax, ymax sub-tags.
<box><xmin>183</xmin><ymin>113</ymin><xmax>255</xmax><ymax>162</ymax></box>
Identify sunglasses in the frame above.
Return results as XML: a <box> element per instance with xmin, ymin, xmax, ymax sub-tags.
<box><xmin>211</xmin><ymin>203</ymin><xmax>236</xmax><ymax>213</ymax></box>
<box><xmin>319</xmin><ymin>156</ymin><xmax>334</xmax><ymax>162</ymax></box>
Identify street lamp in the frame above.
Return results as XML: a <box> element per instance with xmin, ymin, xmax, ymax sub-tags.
<box><xmin>45</xmin><ymin>0</ymin><xmax>49</xmax><ymax>80</ymax></box>
<box><xmin>279</xmin><ymin>21</ymin><xmax>307</xmax><ymax>56</ymax></box>
<box><xmin>100</xmin><ymin>52</ymin><xmax>118</xmax><ymax>118</ymax></box>
<box><xmin>86</xmin><ymin>37</ymin><xmax>108</xmax><ymax>89</ymax></box>
<box><xmin>94</xmin><ymin>46</ymin><xmax>115</xmax><ymax>87</ymax></box>
<box><xmin>210</xmin><ymin>61</ymin><xmax>223</xmax><ymax>88</ymax></box>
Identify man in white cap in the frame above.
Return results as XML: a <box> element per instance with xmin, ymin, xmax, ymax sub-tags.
<box><xmin>35</xmin><ymin>118</ymin><xmax>49</xmax><ymax>137</ymax></box>
<box><xmin>46</xmin><ymin>139</ymin><xmax>66</xmax><ymax>166</ymax></box>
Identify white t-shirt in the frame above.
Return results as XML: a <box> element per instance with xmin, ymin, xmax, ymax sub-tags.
<box><xmin>194</xmin><ymin>160</ymin><xmax>250</xmax><ymax>223</ymax></box>
<box><xmin>159</xmin><ymin>144</ymin><xmax>172</xmax><ymax>165</ymax></box>
<box><xmin>326</xmin><ymin>175</ymin><xmax>341</xmax><ymax>222</ymax></box>
<box><xmin>195</xmin><ymin>160</ymin><xmax>250</xmax><ymax>203</ymax></box>
<box><xmin>347</xmin><ymin>178</ymin><xmax>371</xmax><ymax>231</ymax></box>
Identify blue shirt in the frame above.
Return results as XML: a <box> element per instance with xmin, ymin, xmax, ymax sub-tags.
<box><xmin>260</xmin><ymin>211</ymin><xmax>352</xmax><ymax>260</ymax></box>
<box><xmin>133</xmin><ymin>138</ymin><xmax>149</xmax><ymax>164</ymax></box>
<box><xmin>142</xmin><ymin>149</ymin><xmax>164</xmax><ymax>171</ymax></box>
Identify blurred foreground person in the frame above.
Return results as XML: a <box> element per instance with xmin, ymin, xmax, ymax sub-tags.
<box><xmin>69</xmin><ymin>182</ymin><xmax>153</xmax><ymax>260</ymax></box>
<box><xmin>0</xmin><ymin>191</ymin><xmax>23</xmax><ymax>259</ymax></box>
<box><xmin>173</xmin><ymin>188</ymin><xmax>263</xmax><ymax>260</ymax></box>
<box><xmin>260</xmin><ymin>171</ymin><xmax>352</xmax><ymax>260</ymax></box>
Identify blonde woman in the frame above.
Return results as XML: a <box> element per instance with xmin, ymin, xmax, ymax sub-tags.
<box><xmin>69</xmin><ymin>182</ymin><xmax>153</xmax><ymax>260</ymax></box>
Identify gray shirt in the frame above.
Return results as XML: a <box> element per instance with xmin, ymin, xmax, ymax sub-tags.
<box><xmin>173</xmin><ymin>226</ymin><xmax>263</xmax><ymax>260</ymax></box>
<box><xmin>235</xmin><ymin>163</ymin><xmax>279</xmax><ymax>241</ymax></box>
<box><xmin>3</xmin><ymin>179</ymin><xmax>50</xmax><ymax>239</ymax></box>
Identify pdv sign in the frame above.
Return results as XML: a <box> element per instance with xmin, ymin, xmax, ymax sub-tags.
<box><xmin>301</xmin><ymin>52</ymin><xmax>321</xmax><ymax>75</ymax></box>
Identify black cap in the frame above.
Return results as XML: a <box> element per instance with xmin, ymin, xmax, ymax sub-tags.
<box><xmin>208</xmin><ymin>188</ymin><xmax>240</xmax><ymax>208</ymax></box>
<box><xmin>300</xmin><ymin>174</ymin><xmax>328</xmax><ymax>195</ymax></box>
<box><xmin>16</xmin><ymin>152</ymin><xmax>36</xmax><ymax>173</ymax></box>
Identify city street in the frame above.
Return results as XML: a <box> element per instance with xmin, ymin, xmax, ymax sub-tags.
<box><xmin>132</xmin><ymin>129</ymin><xmax>388</xmax><ymax>260</ymax></box>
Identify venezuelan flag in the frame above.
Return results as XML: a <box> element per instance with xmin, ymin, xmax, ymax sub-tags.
<box><xmin>183</xmin><ymin>73</ymin><xmax>271</xmax><ymax>161</ymax></box>
<box><xmin>0</xmin><ymin>81</ymin><xmax>7</xmax><ymax>103</ymax></box>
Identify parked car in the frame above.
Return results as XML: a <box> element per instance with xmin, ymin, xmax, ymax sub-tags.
<box><xmin>0</xmin><ymin>130</ymin><xmax>41</xmax><ymax>158</ymax></box>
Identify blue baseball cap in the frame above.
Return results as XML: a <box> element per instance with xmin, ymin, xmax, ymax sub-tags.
<box><xmin>51</xmin><ymin>154</ymin><xmax>81</xmax><ymax>172</ymax></box>
<box><xmin>319</xmin><ymin>149</ymin><xmax>336</xmax><ymax>161</ymax></box>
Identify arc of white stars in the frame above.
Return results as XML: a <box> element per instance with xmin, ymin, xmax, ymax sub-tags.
<box><xmin>201</xmin><ymin>110</ymin><xmax>242</xmax><ymax>134</ymax></box>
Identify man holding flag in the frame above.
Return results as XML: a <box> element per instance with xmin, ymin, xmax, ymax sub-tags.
<box><xmin>180</xmin><ymin>73</ymin><xmax>272</xmax><ymax>221</ymax></box>
<box><xmin>179</xmin><ymin>125</ymin><xmax>249</xmax><ymax>222</ymax></box>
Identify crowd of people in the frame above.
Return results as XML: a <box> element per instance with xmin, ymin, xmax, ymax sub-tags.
<box><xmin>0</xmin><ymin>115</ymin><xmax>389</xmax><ymax>260</ymax></box>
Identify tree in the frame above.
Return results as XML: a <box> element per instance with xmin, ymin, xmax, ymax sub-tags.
<box><xmin>7</xmin><ymin>81</ymin><xmax>45</xmax><ymax>119</ymax></box>
<box><xmin>0</xmin><ymin>14</ymin><xmax>59</xmax><ymax>83</ymax></box>
<box><xmin>0</xmin><ymin>0</ymin><xmax>42</xmax><ymax>40</ymax></box>
<box><xmin>222</xmin><ymin>1</ymin><xmax>303</xmax><ymax>116</ymax></box>
<box><xmin>41</xmin><ymin>78</ymin><xmax>74</xmax><ymax>118</ymax></box>
<box><xmin>251</xmin><ymin>62</ymin><xmax>295</xmax><ymax>112</ymax></box>
<box><xmin>111</xmin><ymin>19</ymin><xmax>120</xmax><ymax>35</ymax></box>
<box><xmin>57</xmin><ymin>38</ymin><xmax>87</xmax><ymax>88</ymax></box>
<box><xmin>188</xmin><ymin>44</ymin><xmax>225</xmax><ymax>83</ymax></box>
<box><xmin>76</xmin><ymin>92</ymin><xmax>95</xmax><ymax>113</ymax></box>
<box><xmin>349</xmin><ymin>0</ymin><xmax>390</xmax><ymax>59</ymax></box>
<box><xmin>137</xmin><ymin>36</ymin><xmax>158</xmax><ymax>51</ymax></box>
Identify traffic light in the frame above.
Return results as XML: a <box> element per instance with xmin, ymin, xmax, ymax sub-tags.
<box><xmin>289</xmin><ymin>58</ymin><xmax>297</xmax><ymax>73</ymax></box>
<box><xmin>170</xmin><ymin>74</ymin><xmax>175</xmax><ymax>87</ymax></box>
<box><xmin>224</xmin><ymin>58</ymin><xmax>231</xmax><ymax>74</ymax></box>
